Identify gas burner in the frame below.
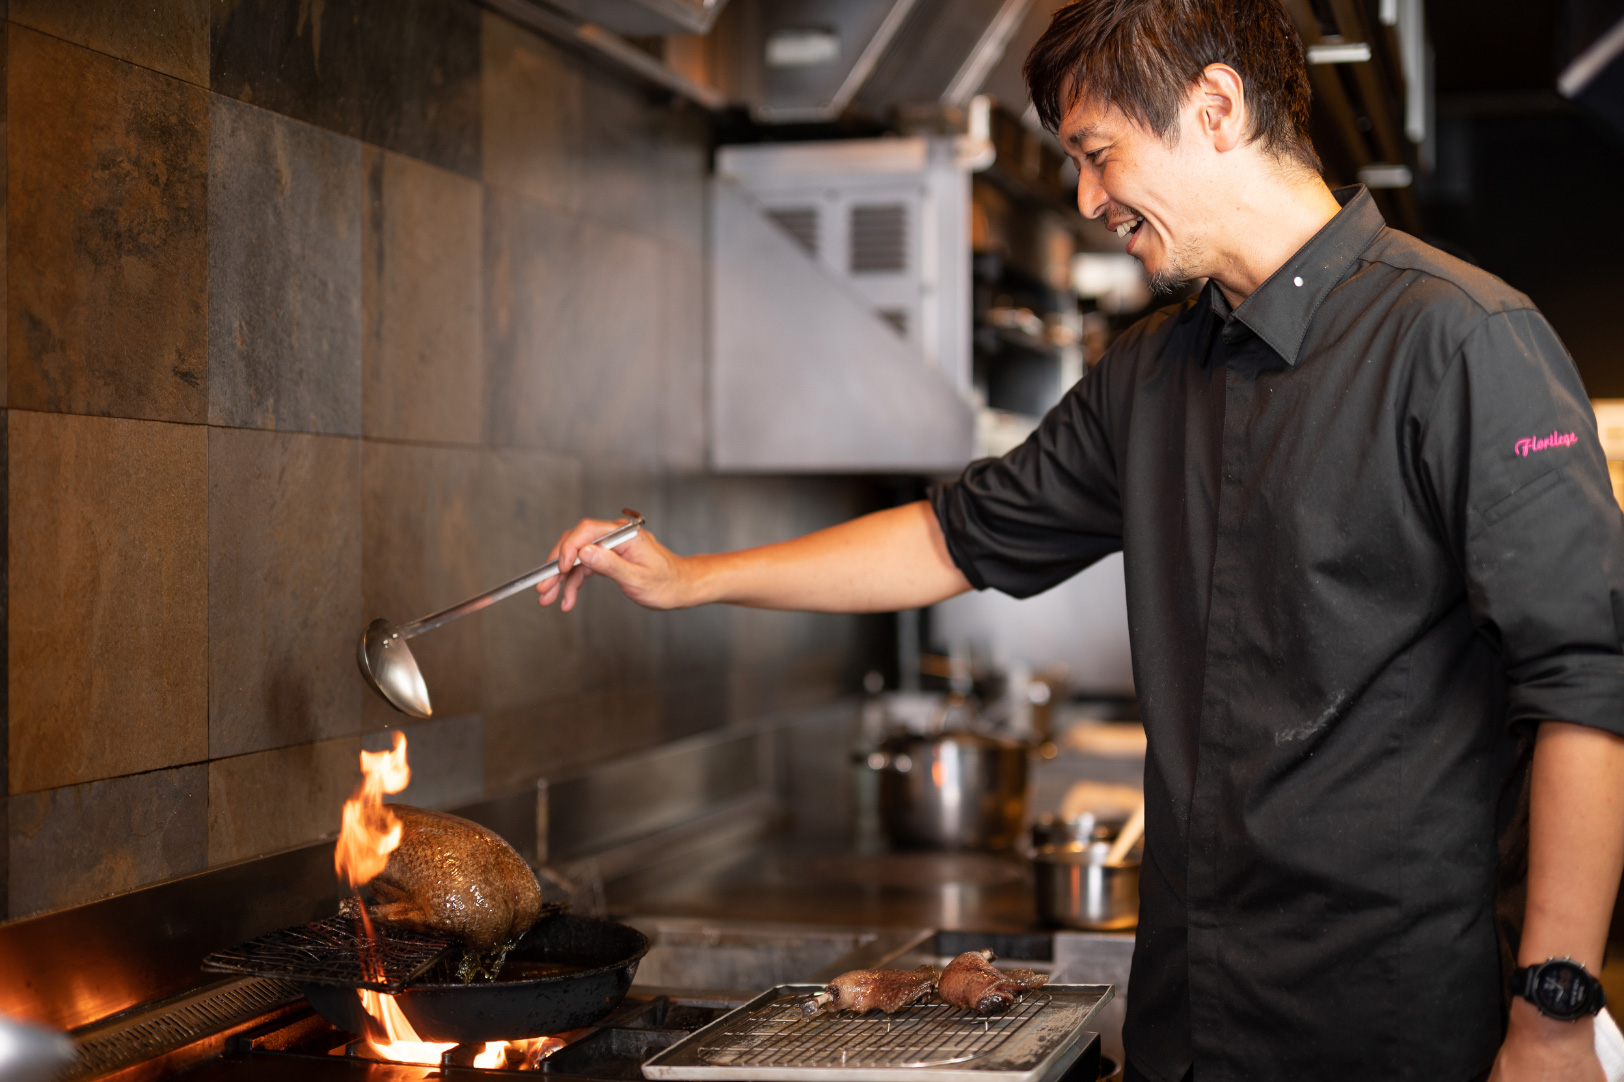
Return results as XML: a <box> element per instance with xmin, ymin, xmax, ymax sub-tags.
<box><xmin>204</xmin><ymin>994</ymin><xmax>741</xmax><ymax>1080</ymax></box>
<box><xmin>335</xmin><ymin>1031</ymin><xmax>576</xmax><ymax>1071</ymax></box>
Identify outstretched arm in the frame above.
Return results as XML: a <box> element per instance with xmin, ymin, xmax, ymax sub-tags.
<box><xmin>536</xmin><ymin>500</ymin><xmax>973</xmax><ymax>614</ymax></box>
<box><xmin>1490</xmin><ymin>720</ymin><xmax>1624</xmax><ymax>1082</ymax></box>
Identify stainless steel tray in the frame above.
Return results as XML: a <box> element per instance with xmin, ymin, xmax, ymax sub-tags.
<box><xmin>641</xmin><ymin>983</ymin><xmax>1113</xmax><ymax>1082</ymax></box>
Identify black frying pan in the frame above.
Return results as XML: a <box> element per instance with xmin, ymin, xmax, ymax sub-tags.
<box><xmin>300</xmin><ymin>913</ymin><xmax>650</xmax><ymax>1044</ymax></box>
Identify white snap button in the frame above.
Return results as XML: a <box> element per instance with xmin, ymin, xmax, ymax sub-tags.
<box><xmin>1293</xmin><ymin>276</ymin><xmax>1304</xmax><ymax>287</ymax></box>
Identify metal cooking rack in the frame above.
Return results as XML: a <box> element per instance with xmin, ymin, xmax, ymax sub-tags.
<box><xmin>695</xmin><ymin>993</ymin><xmax>1052</xmax><ymax>1070</ymax></box>
<box><xmin>201</xmin><ymin>912</ymin><xmax>456</xmax><ymax>993</ymax></box>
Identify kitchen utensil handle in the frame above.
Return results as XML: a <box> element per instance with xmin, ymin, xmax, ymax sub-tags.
<box><xmin>396</xmin><ymin>510</ymin><xmax>644</xmax><ymax>639</ymax></box>
<box><xmin>1105</xmin><ymin>800</ymin><xmax>1145</xmax><ymax>866</ymax></box>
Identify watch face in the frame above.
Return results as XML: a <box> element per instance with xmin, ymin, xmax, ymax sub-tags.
<box><xmin>1534</xmin><ymin>961</ymin><xmax>1593</xmax><ymax>1017</ymax></box>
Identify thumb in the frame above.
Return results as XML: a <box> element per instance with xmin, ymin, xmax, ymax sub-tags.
<box><xmin>579</xmin><ymin>543</ymin><xmax>638</xmax><ymax>585</ymax></box>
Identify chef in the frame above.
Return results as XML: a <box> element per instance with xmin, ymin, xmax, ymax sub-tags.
<box><xmin>540</xmin><ymin>1</ymin><xmax>1624</xmax><ymax>1079</ymax></box>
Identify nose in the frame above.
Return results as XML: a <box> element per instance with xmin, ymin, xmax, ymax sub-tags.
<box><xmin>1075</xmin><ymin>171</ymin><xmax>1108</xmax><ymax>220</ymax></box>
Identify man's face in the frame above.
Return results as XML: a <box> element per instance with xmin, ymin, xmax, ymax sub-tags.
<box><xmin>1059</xmin><ymin>93</ymin><xmax>1210</xmax><ymax>292</ymax></box>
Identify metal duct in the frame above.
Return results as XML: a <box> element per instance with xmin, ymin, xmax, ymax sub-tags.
<box><xmin>542</xmin><ymin>0</ymin><xmax>732</xmax><ymax>35</ymax></box>
<box><xmin>710</xmin><ymin>178</ymin><xmax>975</xmax><ymax>473</ymax></box>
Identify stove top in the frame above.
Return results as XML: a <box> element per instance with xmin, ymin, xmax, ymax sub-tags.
<box><xmin>171</xmin><ymin>993</ymin><xmax>736</xmax><ymax>1081</ymax></box>
<box><xmin>168</xmin><ymin>992</ymin><xmax>1105</xmax><ymax>1082</ymax></box>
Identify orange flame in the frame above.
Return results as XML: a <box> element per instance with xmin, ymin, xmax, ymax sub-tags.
<box><xmin>355</xmin><ymin>988</ymin><xmax>565</xmax><ymax>1068</ymax></box>
<box><xmin>335</xmin><ymin>732</ymin><xmax>411</xmax><ymax>889</ymax></box>
<box><xmin>339</xmin><ymin>732</ymin><xmax>568</xmax><ymax>1070</ymax></box>
<box><xmin>505</xmin><ymin>1036</ymin><xmax>570</xmax><ymax>1069</ymax></box>
<box><xmin>356</xmin><ymin>988</ymin><xmax>503</xmax><ymax>1066</ymax></box>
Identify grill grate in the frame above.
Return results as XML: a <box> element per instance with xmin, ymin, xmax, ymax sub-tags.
<box><xmin>694</xmin><ymin>993</ymin><xmax>1051</xmax><ymax>1070</ymax></box>
<box><xmin>201</xmin><ymin>913</ymin><xmax>455</xmax><ymax>993</ymax></box>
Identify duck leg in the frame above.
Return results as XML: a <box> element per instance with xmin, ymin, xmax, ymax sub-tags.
<box><xmin>938</xmin><ymin>950</ymin><xmax>1048</xmax><ymax>1015</ymax></box>
<box><xmin>804</xmin><ymin>966</ymin><xmax>940</xmax><ymax>1016</ymax></box>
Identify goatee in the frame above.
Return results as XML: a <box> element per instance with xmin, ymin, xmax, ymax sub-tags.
<box><xmin>1147</xmin><ymin>268</ymin><xmax>1189</xmax><ymax>296</ymax></box>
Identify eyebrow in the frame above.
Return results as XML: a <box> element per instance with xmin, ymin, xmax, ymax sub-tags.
<box><xmin>1063</xmin><ymin>123</ymin><xmax>1106</xmax><ymax>149</ymax></box>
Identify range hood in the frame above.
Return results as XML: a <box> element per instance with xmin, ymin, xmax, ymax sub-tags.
<box><xmin>715</xmin><ymin>0</ymin><xmax>1047</xmax><ymax>122</ymax></box>
<box><xmin>493</xmin><ymin>0</ymin><xmax>1067</xmax><ymax>124</ymax></box>
<box><xmin>543</xmin><ymin>0</ymin><xmax>732</xmax><ymax>35</ymax></box>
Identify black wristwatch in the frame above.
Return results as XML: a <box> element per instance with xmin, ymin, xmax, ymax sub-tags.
<box><xmin>1513</xmin><ymin>957</ymin><xmax>1607</xmax><ymax>1021</ymax></box>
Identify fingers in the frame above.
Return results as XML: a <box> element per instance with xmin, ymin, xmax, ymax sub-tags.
<box><xmin>536</xmin><ymin>576</ymin><xmax>562</xmax><ymax>607</ymax></box>
<box><xmin>558</xmin><ymin>543</ymin><xmax>642</xmax><ymax>611</ymax></box>
<box><xmin>555</xmin><ymin>522</ymin><xmax>603</xmax><ymax>583</ymax></box>
<box><xmin>537</xmin><ymin>517</ymin><xmax>667</xmax><ymax>610</ymax></box>
<box><xmin>536</xmin><ymin>517</ymin><xmax>623</xmax><ymax>607</ymax></box>
<box><xmin>559</xmin><ymin>564</ymin><xmax>594</xmax><ymax>612</ymax></box>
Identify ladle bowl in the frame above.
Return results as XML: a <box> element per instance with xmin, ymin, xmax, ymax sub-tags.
<box><xmin>357</xmin><ymin>511</ymin><xmax>644</xmax><ymax>717</ymax></box>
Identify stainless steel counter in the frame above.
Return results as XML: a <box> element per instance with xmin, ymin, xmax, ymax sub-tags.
<box><xmin>609</xmin><ymin>843</ymin><xmax>1135</xmax><ymax>1064</ymax></box>
<box><xmin>609</xmin><ymin>841</ymin><xmax>1041</xmax><ymax>932</ymax></box>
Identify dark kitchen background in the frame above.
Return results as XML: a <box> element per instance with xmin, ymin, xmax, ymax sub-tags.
<box><xmin>0</xmin><ymin>0</ymin><xmax>1620</xmax><ymax>939</ymax></box>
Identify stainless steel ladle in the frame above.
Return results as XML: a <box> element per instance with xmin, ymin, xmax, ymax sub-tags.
<box><xmin>357</xmin><ymin>510</ymin><xmax>645</xmax><ymax>718</ymax></box>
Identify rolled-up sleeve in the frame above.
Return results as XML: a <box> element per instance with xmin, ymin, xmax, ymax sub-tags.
<box><xmin>929</xmin><ymin>350</ymin><xmax>1126</xmax><ymax>599</ymax></box>
<box><xmin>1418</xmin><ymin>307</ymin><xmax>1624</xmax><ymax>735</ymax></box>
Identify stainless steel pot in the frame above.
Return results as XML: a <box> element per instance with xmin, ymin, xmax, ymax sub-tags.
<box><xmin>870</xmin><ymin>731</ymin><xmax>1029</xmax><ymax>850</ymax></box>
<box><xmin>1031</xmin><ymin>841</ymin><xmax>1140</xmax><ymax>930</ymax></box>
<box><xmin>1030</xmin><ymin>811</ymin><xmax>1128</xmax><ymax>850</ymax></box>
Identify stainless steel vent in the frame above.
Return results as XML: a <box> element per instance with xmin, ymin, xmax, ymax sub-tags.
<box><xmin>850</xmin><ymin>203</ymin><xmax>908</xmax><ymax>274</ymax></box>
<box><xmin>767</xmin><ymin>207</ymin><xmax>821</xmax><ymax>257</ymax></box>
<box><xmin>67</xmin><ymin>977</ymin><xmax>301</xmax><ymax>1080</ymax></box>
<box><xmin>541</xmin><ymin>0</ymin><xmax>731</xmax><ymax>35</ymax></box>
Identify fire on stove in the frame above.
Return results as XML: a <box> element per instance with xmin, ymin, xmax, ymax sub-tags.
<box><xmin>330</xmin><ymin>735</ymin><xmax>568</xmax><ymax>1068</ymax></box>
<box><xmin>337</xmin><ymin>733</ymin><xmax>431</xmax><ymax>1061</ymax></box>
<box><xmin>351</xmin><ymin>986</ymin><xmax>571</xmax><ymax>1068</ymax></box>
<box><xmin>339</xmin><ymin>1016</ymin><xmax>572</xmax><ymax>1070</ymax></box>
<box><xmin>196</xmin><ymin>731</ymin><xmax>654</xmax><ymax>1077</ymax></box>
<box><xmin>213</xmin><ymin>994</ymin><xmax>739</xmax><ymax>1080</ymax></box>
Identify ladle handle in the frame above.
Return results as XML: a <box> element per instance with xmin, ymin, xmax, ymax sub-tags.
<box><xmin>395</xmin><ymin>510</ymin><xmax>644</xmax><ymax>639</ymax></box>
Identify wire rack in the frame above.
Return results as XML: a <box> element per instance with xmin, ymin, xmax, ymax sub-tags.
<box><xmin>693</xmin><ymin>993</ymin><xmax>1052</xmax><ymax>1070</ymax></box>
<box><xmin>201</xmin><ymin>913</ymin><xmax>456</xmax><ymax>993</ymax></box>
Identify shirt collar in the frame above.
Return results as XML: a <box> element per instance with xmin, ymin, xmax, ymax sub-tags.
<box><xmin>1223</xmin><ymin>185</ymin><xmax>1386</xmax><ymax>366</ymax></box>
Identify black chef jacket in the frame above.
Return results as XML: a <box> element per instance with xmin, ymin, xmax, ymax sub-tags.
<box><xmin>931</xmin><ymin>187</ymin><xmax>1624</xmax><ymax>1082</ymax></box>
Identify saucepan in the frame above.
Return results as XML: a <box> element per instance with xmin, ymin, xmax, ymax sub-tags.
<box><xmin>300</xmin><ymin>913</ymin><xmax>650</xmax><ymax>1044</ymax></box>
<box><xmin>1031</xmin><ymin>802</ymin><xmax>1143</xmax><ymax>930</ymax></box>
<box><xmin>1030</xmin><ymin>842</ymin><xmax>1140</xmax><ymax>930</ymax></box>
<box><xmin>869</xmin><ymin>730</ymin><xmax>1030</xmax><ymax>850</ymax></box>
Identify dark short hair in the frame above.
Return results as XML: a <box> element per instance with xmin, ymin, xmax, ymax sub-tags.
<box><xmin>1024</xmin><ymin>0</ymin><xmax>1321</xmax><ymax>174</ymax></box>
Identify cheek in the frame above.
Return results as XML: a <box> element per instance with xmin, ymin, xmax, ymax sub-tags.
<box><xmin>1101</xmin><ymin>165</ymin><xmax>1145</xmax><ymax>208</ymax></box>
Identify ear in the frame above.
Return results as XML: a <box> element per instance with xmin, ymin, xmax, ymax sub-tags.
<box><xmin>1192</xmin><ymin>63</ymin><xmax>1248</xmax><ymax>153</ymax></box>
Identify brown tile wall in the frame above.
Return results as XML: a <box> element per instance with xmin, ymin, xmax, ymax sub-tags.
<box><xmin>0</xmin><ymin>1</ymin><xmax>889</xmax><ymax>920</ymax></box>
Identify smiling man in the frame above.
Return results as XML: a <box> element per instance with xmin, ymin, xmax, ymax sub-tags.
<box><xmin>538</xmin><ymin>2</ymin><xmax>1624</xmax><ymax>1080</ymax></box>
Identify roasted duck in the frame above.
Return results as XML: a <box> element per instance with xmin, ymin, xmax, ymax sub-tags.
<box><xmin>366</xmin><ymin>806</ymin><xmax>544</xmax><ymax>952</ymax></box>
<box><xmin>801</xmin><ymin>965</ymin><xmax>941</xmax><ymax>1016</ymax></box>
<box><xmin>938</xmin><ymin>950</ymin><xmax>1048</xmax><ymax>1014</ymax></box>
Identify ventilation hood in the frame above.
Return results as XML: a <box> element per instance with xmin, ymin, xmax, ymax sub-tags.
<box><xmin>543</xmin><ymin>0</ymin><xmax>732</xmax><ymax>35</ymax></box>
<box><xmin>713</xmin><ymin>0</ymin><xmax>1055</xmax><ymax>122</ymax></box>
<box><xmin>492</xmin><ymin>0</ymin><xmax>1069</xmax><ymax>124</ymax></box>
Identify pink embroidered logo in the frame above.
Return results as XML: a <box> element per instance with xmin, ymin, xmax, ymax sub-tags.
<box><xmin>1514</xmin><ymin>430</ymin><xmax>1578</xmax><ymax>458</ymax></box>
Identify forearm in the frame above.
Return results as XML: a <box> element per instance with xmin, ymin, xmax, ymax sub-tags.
<box><xmin>1491</xmin><ymin>719</ymin><xmax>1624</xmax><ymax>1077</ymax></box>
<box><xmin>1521</xmin><ymin>720</ymin><xmax>1624</xmax><ymax>969</ymax></box>
<box><xmin>683</xmin><ymin>501</ymin><xmax>972</xmax><ymax>613</ymax></box>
